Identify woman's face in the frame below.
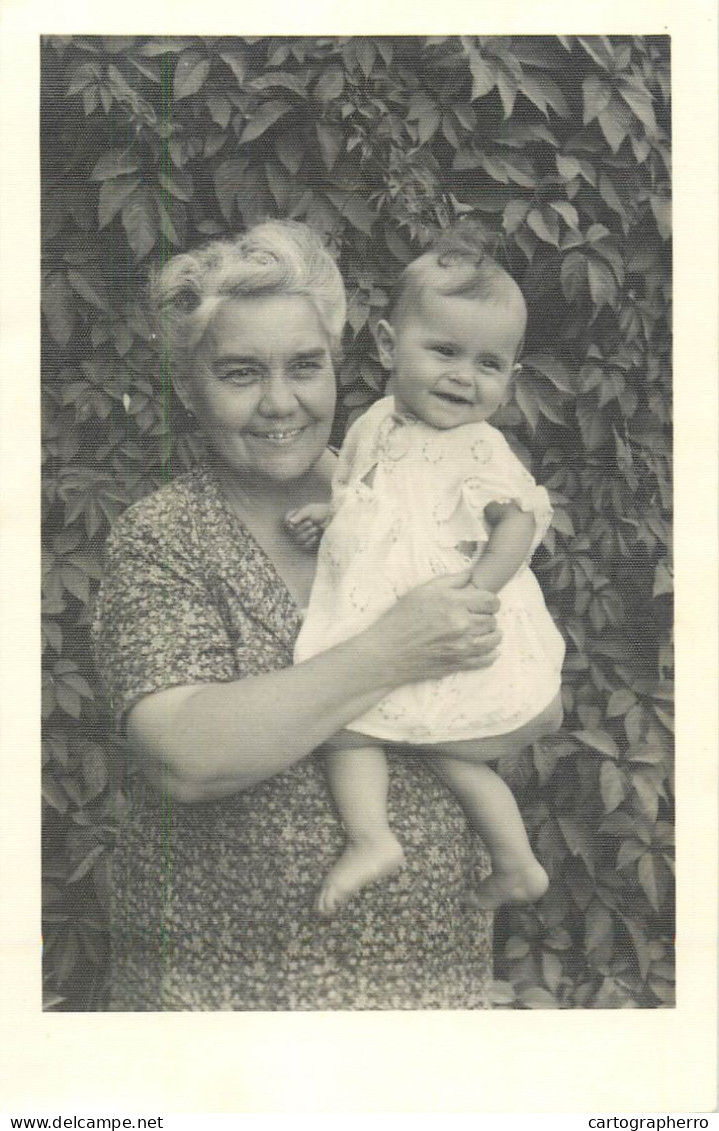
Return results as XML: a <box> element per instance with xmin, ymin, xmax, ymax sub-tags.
<box><xmin>181</xmin><ymin>295</ymin><xmax>337</xmax><ymax>486</ymax></box>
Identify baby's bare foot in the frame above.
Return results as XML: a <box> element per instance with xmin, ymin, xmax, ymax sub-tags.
<box><xmin>316</xmin><ymin>835</ymin><xmax>405</xmax><ymax>917</ymax></box>
<box><xmin>467</xmin><ymin>860</ymin><xmax>549</xmax><ymax>912</ymax></box>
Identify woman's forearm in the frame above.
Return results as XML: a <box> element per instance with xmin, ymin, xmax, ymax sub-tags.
<box><xmin>128</xmin><ymin>572</ymin><xmax>501</xmax><ymax>803</ymax></box>
<box><xmin>127</xmin><ymin>628</ymin><xmax>401</xmax><ymax>801</ymax></box>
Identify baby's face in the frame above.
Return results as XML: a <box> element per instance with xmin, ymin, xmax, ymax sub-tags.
<box><xmin>381</xmin><ymin>291</ymin><xmax>524</xmax><ymax>430</ymax></box>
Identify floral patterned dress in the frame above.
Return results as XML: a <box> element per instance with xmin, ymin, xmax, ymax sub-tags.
<box><xmin>295</xmin><ymin>397</ymin><xmax>565</xmax><ymax>743</ymax></box>
<box><xmin>92</xmin><ymin>463</ymin><xmax>493</xmax><ymax>1010</ymax></box>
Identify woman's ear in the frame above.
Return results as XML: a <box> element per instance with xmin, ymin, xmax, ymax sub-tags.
<box><xmin>374</xmin><ymin>320</ymin><xmax>396</xmax><ymax>371</ymax></box>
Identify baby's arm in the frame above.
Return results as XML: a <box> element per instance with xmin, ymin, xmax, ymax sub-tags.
<box><xmin>471</xmin><ymin>502</ymin><xmax>536</xmax><ymax>593</ymax></box>
<box><xmin>285</xmin><ymin>502</ymin><xmax>332</xmax><ymax>549</ymax></box>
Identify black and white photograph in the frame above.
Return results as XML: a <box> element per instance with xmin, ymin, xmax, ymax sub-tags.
<box><xmin>39</xmin><ymin>30</ymin><xmax>674</xmax><ymax>1014</ymax></box>
<box><xmin>1</xmin><ymin>0</ymin><xmax>717</xmax><ymax>1116</ymax></box>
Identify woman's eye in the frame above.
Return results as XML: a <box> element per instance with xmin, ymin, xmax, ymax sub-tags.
<box><xmin>222</xmin><ymin>368</ymin><xmax>260</xmax><ymax>385</ymax></box>
<box><xmin>293</xmin><ymin>359</ymin><xmax>323</xmax><ymax>375</ymax></box>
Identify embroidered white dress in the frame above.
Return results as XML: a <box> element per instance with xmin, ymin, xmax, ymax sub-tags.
<box><xmin>295</xmin><ymin>396</ymin><xmax>565</xmax><ymax>744</ymax></box>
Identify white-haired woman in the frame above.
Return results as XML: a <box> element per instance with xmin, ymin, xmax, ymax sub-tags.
<box><xmin>93</xmin><ymin>220</ymin><xmax>501</xmax><ymax>1010</ymax></box>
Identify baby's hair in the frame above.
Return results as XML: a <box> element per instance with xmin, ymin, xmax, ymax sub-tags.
<box><xmin>389</xmin><ymin>222</ymin><xmax>527</xmax><ymax>354</ymax></box>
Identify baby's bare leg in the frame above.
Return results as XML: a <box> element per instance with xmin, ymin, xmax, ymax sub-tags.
<box><xmin>425</xmin><ymin>695</ymin><xmax>563</xmax><ymax>909</ymax></box>
<box><xmin>430</xmin><ymin>757</ymin><xmax>548</xmax><ymax>910</ymax></box>
<box><xmin>319</xmin><ymin>734</ymin><xmax>405</xmax><ymax>917</ymax></box>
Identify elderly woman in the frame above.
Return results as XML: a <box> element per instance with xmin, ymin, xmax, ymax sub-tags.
<box><xmin>93</xmin><ymin>220</ymin><xmax>508</xmax><ymax>1011</ymax></box>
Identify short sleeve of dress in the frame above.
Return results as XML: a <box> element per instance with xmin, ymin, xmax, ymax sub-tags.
<box><xmin>92</xmin><ymin>494</ymin><xmax>237</xmax><ymax>729</ymax></box>
<box><xmin>330</xmin><ymin>397</ymin><xmax>394</xmax><ymax>512</ymax></box>
<box><xmin>458</xmin><ymin>426</ymin><xmax>553</xmax><ymax>560</ymax></box>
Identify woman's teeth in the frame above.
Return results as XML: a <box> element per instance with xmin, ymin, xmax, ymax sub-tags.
<box><xmin>255</xmin><ymin>428</ymin><xmax>304</xmax><ymax>442</ymax></box>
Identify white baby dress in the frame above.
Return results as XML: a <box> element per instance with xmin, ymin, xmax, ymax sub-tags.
<box><xmin>294</xmin><ymin>396</ymin><xmax>565</xmax><ymax>744</ymax></box>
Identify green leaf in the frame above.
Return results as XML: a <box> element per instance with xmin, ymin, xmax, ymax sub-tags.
<box><xmin>42</xmin><ymin>773</ymin><xmax>69</xmax><ymax>814</ymax></box>
<box><xmin>531</xmin><ymin>72</ymin><xmax>569</xmax><ymax>118</ymax></box>
<box><xmin>121</xmin><ymin>190</ymin><xmax>157</xmax><ymax>259</ymax></box>
<box><xmin>81</xmin><ymin>743</ymin><xmax>108</xmax><ymax>797</ymax></box>
<box><xmin>519</xmin><ymin>985</ymin><xmax>560</xmax><ymax>1009</ymax></box>
<box><xmin>597</xmin><ymin>102</ymin><xmax>629</xmax><ymax>153</ymax></box>
<box><xmin>582</xmin><ymin>75</ymin><xmax>612</xmax><ymax>124</ymax></box>
<box><xmin>490</xmin><ymin>979</ymin><xmax>516</xmax><ymax>1005</ymax></box>
<box><xmin>600</xmin><ymin>760</ymin><xmax>626</xmax><ymax>812</ymax></box>
<box><xmin>468</xmin><ymin>50</ymin><xmax>496</xmax><ymax>100</ymax></box>
<box><xmin>505</xmin><ymin>935</ymin><xmax>530</xmax><ymax>960</ymax></box>
<box><xmin>91</xmin><ymin>149</ymin><xmax>138</xmax><ymax>181</ymax></box>
<box><xmin>206</xmin><ymin>93</ymin><xmax>232</xmax><ymax>129</ymax></box>
<box><xmin>541</xmin><ymin>951</ymin><xmax>563</xmax><ymax>993</ymax></box>
<box><xmin>313</xmin><ymin>67</ymin><xmax>345</xmax><ymax>102</ymax></box>
<box><xmin>325</xmin><ymin>192</ymin><xmax>375</xmax><ymax>235</ymax></box>
<box><xmin>502</xmin><ymin>199</ymin><xmax>531</xmax><ymax>234</ymax></box>
<box><xmin>551</xmin><ymin>508</ymin><xmax>574</xmax><ymax>536</ymax></box>
<box><xmin>249</xmin><ymin>71</ymin><xmax>307</xmax><ymax>98</ymax></box>
<box><xmin>527</xmin><ymin>207</ymin><xmax>560</xmax><ymax>246</ymax></box>
<box><xmin>556</xmin><ymin>154</ymin><xmax>582</xmax><ymax>180</ymax></box>
<box><xmin>573</xmin><ymin>728</ymin><xmax>620</xmax><ymax>758</ymax></box>
<box><xmin>560</xmin><ymin>252</ymin><xmax>588</xmax><ymax>302</ymax></box>
<box><xmin>158</xmin><ymin>169</ymin><xmax>193</xmax><ymax>203</ymax></box>
<box><xmin>67</xmin><ymin>269</ymin><xmax>108</xmax><ymax>312</ymax></box>
<box><xmin>523</xmin><ymin>353</ymin><xmax>574</xmax><ymax>394</ymax></box>
<box><xmin>316</xmin><ymin>122</ymin><xmax>343</xmax><ymax>171</ymax></box>
<box><xmin>515</xmin><ymin>383</ymin><xmax>540</xmax><ymax>431</ymax></box>
<box><xmin>496</xmin><ymin>69</ymin><xmax>518</xmax><ymax>118</ymax></box>
<box><xmin>650</xmin><ymin>195</ymin><xmax>671</xmax><ymax>240</ymax></box>
<box><xmin>617</xmin><ymin>838</ymin><xmax>646</xmax><ymax>869</ymax></box>
<box><xmin>140</xmin><ymin>37</ymin><xmax>196</xmax><ymax>56</ymax></box>
<box><xmin>599</xmin><ymin>174</ymin><xmax>627</xmax><ymax>219</ymax></box>
<box><xmin>618</xmin><ymin>78</ymin><xmax>658</xmax><ymax>133</ymax></box>
<box><xmin>607</xmin><ymin>688</ymin><xmax>637</xmax><ymax>716</ymax></box>
<box><xmin>275</xmin><ymin>132</ymin><xmax>304</xmax><ymax>175</ymax></box>
<box><xmin>557</xmin><ymin>815</ymin><xmax>595</xmax><ymax>874</ymax></box>
<box><xmin>240</xmin><ymin>101</ymin><xmax>293</xmax><ymax>144</ymax></box>
<box><xmin>652</xmin><ymin>560</ymin><xmax>673</xmax><ymax>597</ymax></box>
<box><xmin>585</xmin><ymin>899</ymin><xmax>613</xmax><ymax>951</ymax></box>
<box><xmin>214</xmin><ymin>157</ymin><xmax>247</xmax><ymax>222</ymax></box>
<box><xmin>549</xmin><ymin>201</ymin><xmax>579</xmax><ymax>230</ymax></box>
<box><xmin>67</xmin><ymin>845</ymin><xmax>105</xmax><ymax>885</ymax></box>
<box><xmin>578</xmin><ymin>35</ymin><xmax>615</xmax><ymax>71</ymax></box>
<box><xmin>42</xmin><ymin>273</ymin><xmax>75</xmax><ymax>347</ymax></box>
<box><xmin>219</xmin><ymin>50</ymin><xmax>247</xmax><ymax>86</ymax></box>
<box><xmin>174</xmin><ymin>51</ymin><xmax>210</xmax><ymax>100</ymax></box>
<box><xmin>98</xmin><ymin>175</ymin><xmax>140</xmax><ymax>228</ymax></box>
<box><xmin>637</xmin><ymin>852</ymin><xmax>660</xmax><ymax>911</ymax></box>
<box><xmin>587</xmin><ymin>257</ymin><xmax>618</xmax><ymax>309</ymax></box>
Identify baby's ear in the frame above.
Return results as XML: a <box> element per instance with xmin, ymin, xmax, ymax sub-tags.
<box><xmin>502</xmin><ymin>363</ymin><xmax>522</xmax><ymax>404</ymax></box>
<box><xmin>374</xmin><ymin>320</ymin><xmax>396</xmax><ymax>371</ymax></box>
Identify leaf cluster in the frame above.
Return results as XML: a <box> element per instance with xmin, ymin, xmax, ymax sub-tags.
<box><xmin>41</xmin><ymin>34</ymin><xmax>672</xmax><ymax>1010</ymax></box>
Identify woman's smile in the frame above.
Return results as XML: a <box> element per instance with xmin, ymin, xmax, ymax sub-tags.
<box><xmin>248</xmin><ymin>426</ymin><xmax>308</xmax><ymax>442</ymax></box>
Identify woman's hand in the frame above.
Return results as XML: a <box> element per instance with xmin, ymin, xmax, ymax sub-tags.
<box><xmin>360</xmin><ymin>568</ymin><xmax>501</xmax><ymax>687</ymax></box>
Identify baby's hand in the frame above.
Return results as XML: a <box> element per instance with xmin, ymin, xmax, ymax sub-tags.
<box><xmin>284</xmin><ymin>503</ymin><xmax>332</xmax><ymax>550</ymax></box>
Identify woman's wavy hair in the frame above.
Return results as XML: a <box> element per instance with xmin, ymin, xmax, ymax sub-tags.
<box><xmin>149</xmin><ymin>220</ymin><xmax>347</xmax><ymax>379</ymax></box>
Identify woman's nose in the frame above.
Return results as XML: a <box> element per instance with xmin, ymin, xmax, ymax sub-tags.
<box><xmin>259</xmin><ymin>373</ymin><xmax>298</xmax><ymax>415</ymax></box>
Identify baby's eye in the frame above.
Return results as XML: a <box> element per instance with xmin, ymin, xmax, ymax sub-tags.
<box><xmin>430</xmin><ymin>344</ymin><xmax>456</xmax><ymax>358</ymax></box>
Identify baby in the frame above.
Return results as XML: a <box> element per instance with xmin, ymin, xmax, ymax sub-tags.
<box><xmin>289</xmin><ymin>225</ymin><xmax>565</xmax><ymax>916</ymax></box>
